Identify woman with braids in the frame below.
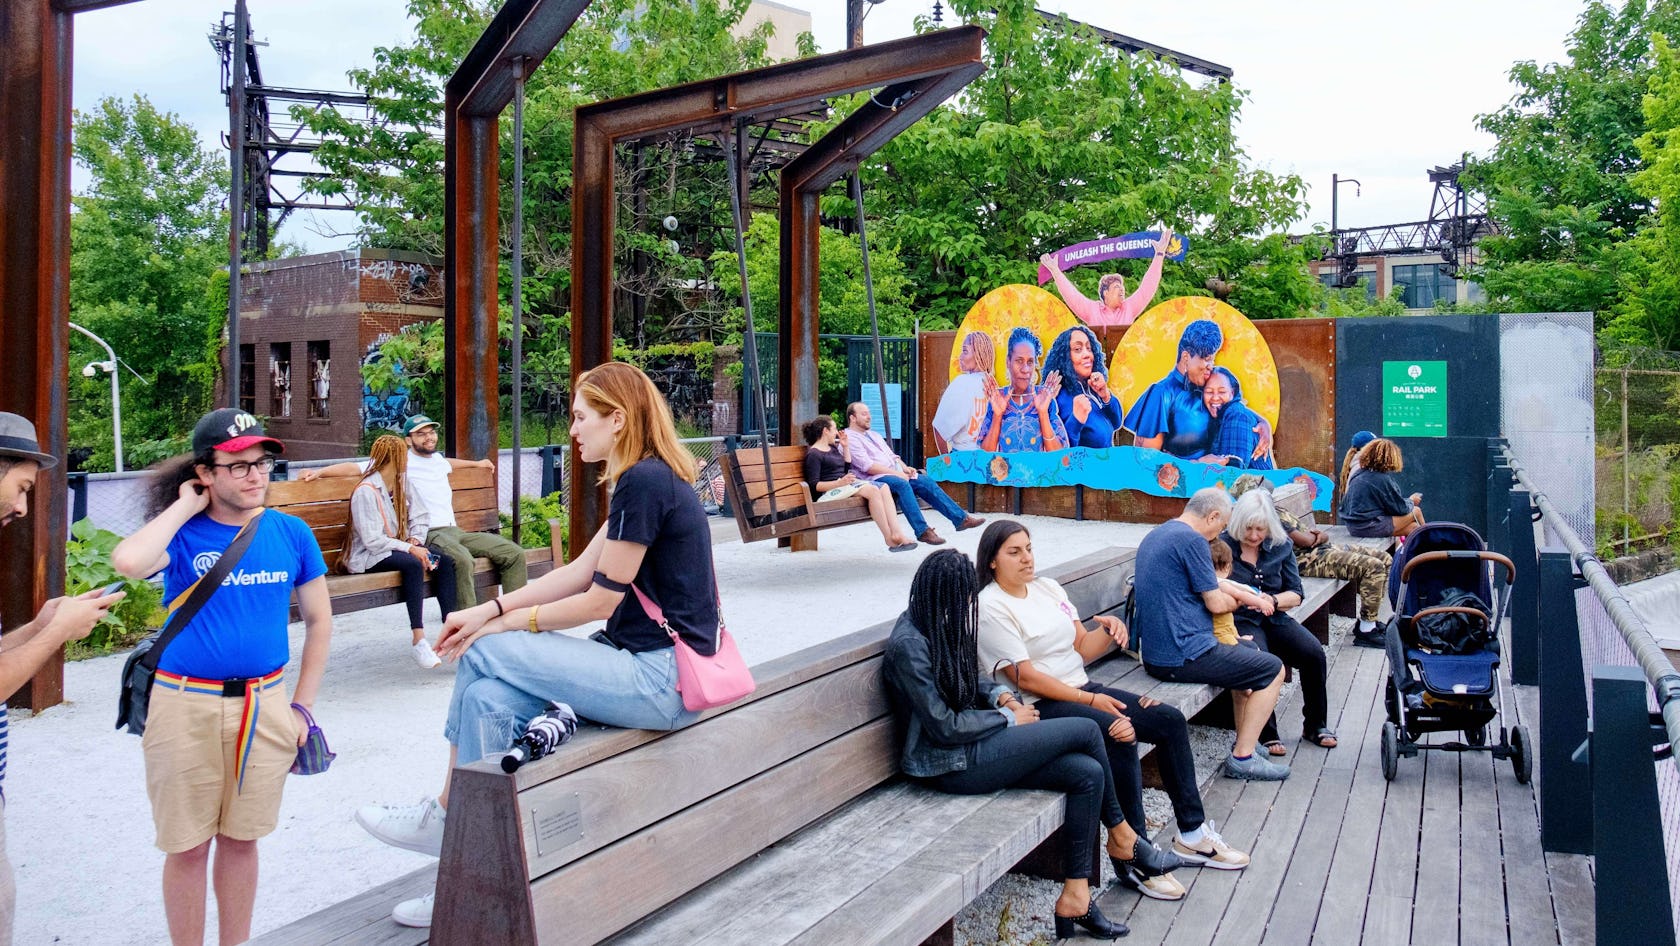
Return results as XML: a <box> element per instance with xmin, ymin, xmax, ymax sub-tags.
<box><xmin>884</xmin><ymin>550</ymin><xmax>1173</xmax><ymax>940</ymax></box>
<box><xmin>1043</xmin><ymin>325</ymin><xmax>1125</xmax><ymax>449</ymax></box>
<box><xmin>975</xmin><ymin>520</ymin><xmax>1248</xmax><ymax>903</ymax></box>
<box><xmin>354</xmin><ymin>363</ymin><xmax>717</xmax><ymax>930</ymax></box>
<box><xmin>343</xmin><ymin>434</ymin><xmax>456</xmax><ymax>668</ymax></box>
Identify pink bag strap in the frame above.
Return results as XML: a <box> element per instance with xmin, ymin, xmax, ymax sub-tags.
<box><xmin>630</xmin><ymin>581</ymin><xmax>723</xmax><ymax>648</ymax></box>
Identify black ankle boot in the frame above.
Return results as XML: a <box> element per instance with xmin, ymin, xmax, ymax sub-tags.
<box><xmin>1053</xmin><ymin>897</ymin><xmax>1128</xmax><ymax>940</ymax></box>
<box><xmin>1112</xmin><ymin>836</ymin><xmax>1187</xmax><ymax>879</ymax></box>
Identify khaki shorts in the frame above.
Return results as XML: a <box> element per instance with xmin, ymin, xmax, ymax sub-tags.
<box><xmin>142</xmin><ymin>671</ymin><xmax>298</xmax><ymax>854</ymax></box>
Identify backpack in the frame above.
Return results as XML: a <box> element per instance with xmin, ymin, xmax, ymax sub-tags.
<box><xmin>1413</xmin><ymin>587</ymin><xmax>1495</xmax><ymax>655</ymax></box>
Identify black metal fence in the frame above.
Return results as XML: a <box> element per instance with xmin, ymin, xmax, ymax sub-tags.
<box><xmin>741</xmin><ymin>333</ymin><xmax>918</xmax><ymax>460</ymax></box>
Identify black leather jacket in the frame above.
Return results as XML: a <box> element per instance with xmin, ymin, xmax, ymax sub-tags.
<box><xmin>883</xmin><ymin>612</ymin><xmax>1013</xmax><ymax>778</ymax></box>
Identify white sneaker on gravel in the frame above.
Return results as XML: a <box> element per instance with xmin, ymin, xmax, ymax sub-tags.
<box><xmin>412</xmin><ymin>639</ymin><xmax>442</xmax><ymax>669</ymax></box>
<box><xmin>1173</xmin><ymin>821</ymin><xmax>1251</xmax><ymax>870</ymax></box>
<box><xmin>392</xmin><ymin>893</ymin><xmax>434</xmax><ymax>928</ymax></box>
<box><xmin>356</xmin><ymin>797</ymin><xmax>445</xmax><ymax>857</ymax></box>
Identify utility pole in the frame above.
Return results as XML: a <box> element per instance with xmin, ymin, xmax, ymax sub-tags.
<box><xmin>847</xmin><ymin>0</ymin><xmax>865</xmax><ymax>49</ymax></box>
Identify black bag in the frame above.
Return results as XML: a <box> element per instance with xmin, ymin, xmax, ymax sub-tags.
<box><xmin>116</xmin><ymin>512</ymin><xmax>264</xmax><ymax>736</ymax></box>
<box><xmin>1414</xmin><ymin>587</ymin><xmax>1495</xmax><ymax>655</ymax></box>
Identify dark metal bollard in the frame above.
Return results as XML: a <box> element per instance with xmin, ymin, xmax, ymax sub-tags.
<box><xmin>1483</xmin><ymin>440</ymin><xmax>1511</xmax><ymax>558</ymax></box>
<box><xmin>1508</xmin><ymin>490</ymin><xmax>1539</xmax><ymax>686</ymax></box>
<box><xmin>538</xmin><ymin>445</ymin><xmax>556</xmax><ymax>497</ymax></box>
<box><xmin>1537</xmin><ymin>547</ymin><xmax>1592</xmax><ymax>855</ymax></box>
<box><xmin>66</xmin><ymin>471</ymin><xmax>88</xmax><ymax>523</ymax></box>
<box><xmin>271</xmin><ymin>459</ymin><xmax>289</xmax><ymax>482</ymax></box>
<box><xmin>1591</xmin><ymin>665</ymin><xmax>1677</xmax><ymax>944</ymax></box>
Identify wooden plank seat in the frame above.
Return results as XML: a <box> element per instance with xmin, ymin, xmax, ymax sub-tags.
<box><xmin>252</xmin><ymin>539</ymin><xmax>1364</xmax><ymax>946</ymax></box>
<box><xmin>265</xmin><ymin>465</ymin><xmax>557</xmax><ymax>618</ymax></box>
<box><xmin>719</xmin><ymin>445</ymin><xmax>876</xmax><ymax>550</ymax></box>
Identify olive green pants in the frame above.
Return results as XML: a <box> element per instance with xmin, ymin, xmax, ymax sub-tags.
<box><xmin>425</xmin><ymin>526</ymin><xmax>528</xmax><ymax>609</ymax></box>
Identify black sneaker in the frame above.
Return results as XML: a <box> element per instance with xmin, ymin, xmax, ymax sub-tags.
<box><xmin>1352</xmin><ymin>627</ymin><xmax>1386</xmax><ymax>649</ymax></box>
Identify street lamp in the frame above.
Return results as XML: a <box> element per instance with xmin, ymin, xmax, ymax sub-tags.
<box><xmin>1329</xmin><ymin>173</ymin><xmax>1363</xmax><ymax>288</ymax></box>
<box><xmin>69</xmin><ymin>322</ymin><xmax>145</xmax><ymax>473</ymax></box>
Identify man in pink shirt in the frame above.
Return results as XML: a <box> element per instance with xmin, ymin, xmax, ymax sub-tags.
<box><xmin>1041</xmin><ymin>228</ymin><xmax>1175</xmax><ymax>328</ymax></box>
<box><xmin>844</xmin><ymin>402</ymin><xmax>983</xmax><ymax>545</ymax></box>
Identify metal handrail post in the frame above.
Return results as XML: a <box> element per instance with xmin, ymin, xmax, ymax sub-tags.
<box><xmin>1508</xmin><ymin>488</ymin><xmax>1540</xmax><ymax>686</ymax></box>
<box><xmin>1538</xmin><ymin>547</ymin><xmax>1592</xmax><ymax>855</ymax></box>
<box><xmin>1484</xmin><ymin>439</ymin><xmax>1512</xmax><ymax>557</ymax></box>
<box><xmin>1592</xmin><ymin>664</ymin><xmax>1678</xmax><ymax>944</ymax></box>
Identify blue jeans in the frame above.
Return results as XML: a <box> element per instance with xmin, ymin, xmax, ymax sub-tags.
<box><xmin>443</xmin><ymin>631</ymin><xmax>697</xmax><ymax>764</ymax></box>
<box><xmin>873</xmin><ymin>475</ymin><xmax>968</xmax><ymax>535</ymax></box>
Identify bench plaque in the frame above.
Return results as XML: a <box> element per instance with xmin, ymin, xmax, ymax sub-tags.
<box><xmin>531</xmin><ymin>795</ymin><xmax>583</xmax><ymax>857</ymax></box>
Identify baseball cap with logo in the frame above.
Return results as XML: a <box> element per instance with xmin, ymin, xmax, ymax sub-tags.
<box><xmin>402</xmin><ymin>415</ymin><xmax>440</xmax><ymax>436</ymax></box>
<box><xmin>191</xmin><ymin>408</ymin><xmax>285</xmax><ymax>456</ymax></box>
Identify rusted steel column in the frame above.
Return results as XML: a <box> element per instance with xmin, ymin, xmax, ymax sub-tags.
<box><xmin>0</xmin><ymin>0</ymin><xmax>74</xmax><ymax>709</ymax></box>
<box><xmin>443</xmin><ymin>103</ymin><xmax>501</xmax><ymax>463</ymax></box>
<box><xmin>568</xmin><ymin>114</ymin><xmax>614</xmax><ymax>555</ymax></box>
<box><xmin>778</xmin><ymin>184</ymin><xmax>822</xmax><ymax>440</ymax></box>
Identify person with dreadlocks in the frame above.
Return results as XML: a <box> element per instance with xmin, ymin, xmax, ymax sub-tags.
<box><xmin>884</xmin><ymin>550</ymin><xmax>1172</xmax><ymax>940</ymax></box>
<box><xmin>1043</xmin><ymin>324</ymin><xmax>1124</xmax><ymax>449</ymax></box>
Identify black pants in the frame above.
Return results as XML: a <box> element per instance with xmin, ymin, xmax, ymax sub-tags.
<box><xmin>1243</xmin><ymin>614</ymin><xmax>1329</xmax><ymax>739</ymax></box>
<box><xmin>366</xmin><ymin>550</ymin><xmax>457</xmax><ymax>629</ymax></box>
<box><xmin>1038</xmin><ymin>683</ymin><xmax>1206</xmax><ymax>835</ymax></box>
<box><xmin>927</xmin><ymin>717</ymin><xmax>1122</xmax><ymax>880</ymax></box>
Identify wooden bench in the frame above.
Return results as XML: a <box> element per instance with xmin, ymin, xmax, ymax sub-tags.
<box><xmin>265</xmin><ymin>465</ymin><xmax>557</xmax><ymax>617</ymax></box>
<box><xmin>718</xmin><ymin>445</ymin><xmax>875</xmax><ymax>550</ymax></box>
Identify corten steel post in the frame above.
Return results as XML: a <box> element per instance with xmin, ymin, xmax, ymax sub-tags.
<box><xmin>227</xmin><ymin>0</ymin><xmax>248</xmax><ymax>408</ymax></box>
<box><xmin>0</xmin><ymin>0</ymin><xmax>77</xmax><ymax>710</ymax></box>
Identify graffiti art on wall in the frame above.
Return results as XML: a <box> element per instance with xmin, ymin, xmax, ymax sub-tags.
<box><xmin>361</xmin><ymin>337</ymin><xmax>410</xmax><ymax>431</ymax></box>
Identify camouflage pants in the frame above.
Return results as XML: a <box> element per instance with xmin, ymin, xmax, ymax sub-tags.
<box><xmin>1296</xmin><ymin>543</ymin><xmax>1392</xmax><ymax>621</ymax></box>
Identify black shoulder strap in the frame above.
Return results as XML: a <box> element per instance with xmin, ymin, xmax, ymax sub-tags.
<box><xmin>141</xmin><ymin>510</ymin><xmax>265</xmax><ymax>673</ymax></box>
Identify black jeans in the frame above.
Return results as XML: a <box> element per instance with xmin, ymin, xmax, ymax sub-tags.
<box><xmin>366</xmin><ymin>550</ymin><xmax>458</xmax><ymax>629</ymax></box>
<box><xmin>927</xmin><ymin>717</ymin><xmax>1122</xmax><ymax>880</ymax></box>
<box><xmin>1241</xmin><ymin>614</ymin><xmax>1329</xmax><ymax>738</ymax></box>
<box><xmin>1038</xmin><ymin>683</ymin><xmax>1205</xmax><ymax>835</ymax></box>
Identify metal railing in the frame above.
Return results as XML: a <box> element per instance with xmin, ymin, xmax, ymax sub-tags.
<box><xmin>1494</xmin><ymin>441</ymin><xmax>1680</xmax><ymax>943</ymax></box>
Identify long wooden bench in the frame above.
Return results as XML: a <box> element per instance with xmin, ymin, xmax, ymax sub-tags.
<box><xmin>266</xmin><ymin>465</ymin><xmax>557</xmax><ymax>617</ymax></box>
<box><xmin>253</xmin><ymin>540</ymin><xmax>1366</xmax><ymax>946</ymax></box>
<box><xmin>719</xmin><ymin>445</ymin><xmax>876</xmax><ymax>550</ymax></box>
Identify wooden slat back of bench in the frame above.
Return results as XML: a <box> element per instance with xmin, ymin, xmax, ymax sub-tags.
<box><xmin>266</xmin><ymin>464</ymin><xmax>504</xmax><ymax>571</ymax></box>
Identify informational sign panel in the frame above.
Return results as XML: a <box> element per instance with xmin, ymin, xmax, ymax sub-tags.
<box><xmin>860</xmin><ymin>382</ymin><xmax>904</xmax><ymax>437</ymax></box>
<box><xmin>1382</xmin><ymin>360</ymin><xmax>1448</xmax><ymax>437</ymax></box>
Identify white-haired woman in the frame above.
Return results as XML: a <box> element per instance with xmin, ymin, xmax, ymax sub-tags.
<box><xmin>1221</xmin><ymin>490</ymin><xmax>1335</xmax><ymax>750</ymax></box>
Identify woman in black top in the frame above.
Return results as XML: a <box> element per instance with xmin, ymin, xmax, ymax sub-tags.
<box><xmin>884</xmin><ymin>550</ymin><xmax>1179</xmax><ymax>941</ymax></box>
<box><xmin>1340</xmin><ymin>438</ymin><xmax>1423</xmax><ymax>538</ymax></box>
<box><xmin>1223</xmin><ymin>490</ymin><xmax>1336</xmax><ymax>750</ymax></box>
<box><xmin>357</xmin><ymin>363</ymin><xmax>727</xmax><ymax>927</ymax></box>
<box><xmin>800</xmin><ymin>415</ymin><xmax>916</xmax><ymax>551</ymax></box>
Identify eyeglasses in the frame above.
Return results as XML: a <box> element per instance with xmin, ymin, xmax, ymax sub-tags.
<box><xmin>210</xmin><ymin>456</ymin><xmax>278</xmax><ymax>478</ymax></box>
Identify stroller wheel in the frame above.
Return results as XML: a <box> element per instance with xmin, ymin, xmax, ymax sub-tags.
<box><xmin>1464</xmin><ymin>725</ymin><xmax>1487</xmax><ymax>747</ymax></box>
<box><xmin>1511</xmin><ymin>724</ymin><xmax>1532</xmax><ymax>785</ymax></box>
<box><xmin>1381</xmin><ymin>722</ymin><xmax>1399</xmax><ymax>781</ymax></box>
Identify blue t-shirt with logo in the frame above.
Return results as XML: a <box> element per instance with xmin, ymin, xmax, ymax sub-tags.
<box><xmin>157</xmin><ymin>510</ymin><xmax>326</xmax><ymax>679</ymax></box>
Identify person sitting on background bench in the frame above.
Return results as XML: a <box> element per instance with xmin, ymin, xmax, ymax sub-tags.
<box><xmin>1340</xmin><ymin>438</ymin><xmax>1424</xmax><ymax>539</ymax></box>
<box><xmin>845</xmin><ymin>401</ymin><xmax>984</xmax><ymax>546</ymax></box>
<box><xmin>884</xmin><ymin>549</ymin><xmax>1176</xmax><ymax>942</ymax></box>
<box><xmin>974</xmin><ymin>520</ymin><xmax>1248</xmax><ymax>904</ymax></box>
<box><xmin>1135</xmin><ymin>487</ymin><xmax>1290</xmax><ymax>781</ymax></box>
<box><xmin>800</xmin><ymin>415</ymin><xmax>916</xmax><ymax>552</ymax></box>
<box><xmin>344</xmin><ymin>435</ymin><xmax>455</xmax><ymax>669</ymax></box>
<box><xmin>301</xmin><ymin>414</ymin><xmax>528</xmax><ymax>610</ymax></box>
<box><xmin>353</xmin><ymin>363</ymin><xmax>716</xmax><ymax>930</ymax></box>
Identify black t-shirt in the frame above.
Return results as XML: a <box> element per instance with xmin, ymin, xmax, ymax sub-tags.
<box><xmin>803</xmin><ymin>444</ymin><xmax>848</xmax><ymax>495</ymax></box>
<box><xmin>604</xmin><ymin>458</ymin><xmax>720</xmax><ymax>656</ymax></box>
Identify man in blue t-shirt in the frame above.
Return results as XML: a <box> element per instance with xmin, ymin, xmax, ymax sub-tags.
<box><xmin>113</xmin><ymin>408</ymin><xmax>332</xmax><ymax>946</ymax></box>
<box><xmin>0</xmin><ymin>413</ymin><xmax>122</xmax><ymax>944</ymax></box>
<box><xmin>1135</xmin><ymin>487</ymin><xmax>1289</xmax><ymax>781</ymax></box>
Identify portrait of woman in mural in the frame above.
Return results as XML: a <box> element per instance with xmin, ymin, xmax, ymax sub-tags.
<box><xmin>930</xmin><ymin>331</ymin><xmax>996</xmax><ymax>453</ymax></box>
<box><xmin>1042</xmin><ymin>324</ymin><xmax>1123</xmax><ymax>449</ymax></box>
<box><xmin>1039</xmin><ymin>227</ymin><xmax>1175</xmax><ymax>327</ymax></box>
<box><xmin>1201</xmin><ymin>366</ymin><xmax>1275</xmax><ymax>469</ymax></box>
<box><xmin>978</xmin><ymin>327</ymin><xmax>1067</xmax><ymax>453</ymax></box>
<box><xmin>1122</xmin><ymin>317</ymin><xmax>1272</xmax><ymax>462</ymax></box>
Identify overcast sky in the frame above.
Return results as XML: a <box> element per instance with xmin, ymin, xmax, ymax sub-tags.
<box><xmin>70</xmin><ymin>0</ymin><xmax>1589</xmax><ymax>250</ymax></box>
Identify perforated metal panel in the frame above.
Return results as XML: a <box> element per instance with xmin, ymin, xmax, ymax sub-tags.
<box><xmin>1500</xmin><ymin>313</ymin><xmax>1595</xmax><ymax>543</ymax></box>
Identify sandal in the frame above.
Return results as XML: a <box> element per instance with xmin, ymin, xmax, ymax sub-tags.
<box><xmin>1303</xmin><ymin>728</ymin><xmax>1338</xmax><ymax>749</ymax></box>
<box><xmin>1261</xmin><ymin>739</ymin><xmax>1287</xmax><ymax>757</ymax></box>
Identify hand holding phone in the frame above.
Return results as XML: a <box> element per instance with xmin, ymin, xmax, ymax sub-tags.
<box><xmin>98</xmin><ymin>579</ymin><xmax>126</xmax><ymax>597</ymax></box>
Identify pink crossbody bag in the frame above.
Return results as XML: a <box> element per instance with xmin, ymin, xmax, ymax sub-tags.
<box><xmin>630</xmin><ymin>583</ymin><xmax>756</xmax><ymax>711</ymax></box>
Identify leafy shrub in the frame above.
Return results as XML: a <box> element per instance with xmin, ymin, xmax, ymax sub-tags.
<box><xmin>64</xmin><ymin>518</ymin><xmax>165</xmax><ymax>656</ymax></box>
<box><xmin>499</xmin><ymin>492</ymin><xmax>568</xmax><ymax>557</ymax></box>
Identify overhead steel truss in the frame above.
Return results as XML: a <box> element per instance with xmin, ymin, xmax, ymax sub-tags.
<box><xmin>1323</xmin><ymin>161</ymin><xmax>1496</xmax><ymax>285</ymax></box>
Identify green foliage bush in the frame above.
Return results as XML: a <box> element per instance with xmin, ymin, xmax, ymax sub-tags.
<box><xmin>499</xmin><ymin>492</ymin><xmax>570</xmax><ymax>557</ymax></box>
<box><xmin>63</xmin><ymin>519</ymin><xmax>164</xmax><ymax>657</ymax></box>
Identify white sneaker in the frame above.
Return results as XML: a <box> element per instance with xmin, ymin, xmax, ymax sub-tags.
<box><xmin>412</xmin><ymin>639</ymin><xmax>442</xmax><ymax>669</ymax></box>
<box><xmin>392</xmin><ymin>893</ymin><xmax>434</xmax><ymax>928</ymax></box>
<box><xmin>355</xmin><ymin>797</ymin><xmax>445</xmax><ymax>857</ymax></box>
<box><xmin>1173</xmin><ymin>821</ymin><xmax>1251</xmax><ymax>870</ymax></box>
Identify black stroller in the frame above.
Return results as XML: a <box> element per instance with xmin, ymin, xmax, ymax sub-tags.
<box><xmin>1379</xmin><ymin>522</ymin><xmax>1531</xmax><ymax>783</ymax></box>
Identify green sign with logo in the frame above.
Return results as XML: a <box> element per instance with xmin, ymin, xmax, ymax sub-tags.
<box><xmin>1382</xmin><ymin>361</ymin><xmax>1448</xmax><ymax>437</ymax></box>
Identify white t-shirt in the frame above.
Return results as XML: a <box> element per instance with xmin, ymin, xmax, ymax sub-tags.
<box><xmin>977</xmin><ymin>577</ymin><xmax>1088</xmax><ymax>690</ymax></box>
<box><xmin>404</xmin><ymin>451</ymin><xmax>456</xmax><ymax>529</ymax></box>
<box><xmin>932</xmin><ymin>372</ymin><xmax>988</xmax><ymax>451</ymax></box>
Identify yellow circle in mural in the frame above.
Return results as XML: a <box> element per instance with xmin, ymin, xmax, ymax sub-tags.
<box><xmin>1109</xmin><ymin>296</ymin><xmax>1280</xmax><ymax>430</ymax></box>
<box><xmin>948</xmin><ymin>284</ymin><xmax>1079</xmax><ymax>382</ymax></box>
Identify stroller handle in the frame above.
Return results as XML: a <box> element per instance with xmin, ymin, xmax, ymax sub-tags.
<box><xmin>1408</xmin><ymin>605</ymin><xmax>1491</xmax><ymax>628</ymax></box>
<box><xmin>1399</xmin><ymin>550</ymin><xmax>1517</xmax><ymax>585</ymax></box>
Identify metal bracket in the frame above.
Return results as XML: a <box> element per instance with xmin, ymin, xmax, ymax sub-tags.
<box><xmin>1571</xmin><ymin>737</ymin><xmax>1590</xmax><ymax>766</ymax></box>
<box><xmin>1652</xmin><ymin>713</ymin><xmax>1675</xmax><ymax>762</ymax></box>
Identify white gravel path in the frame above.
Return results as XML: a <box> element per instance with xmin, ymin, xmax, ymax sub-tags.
<box><xmin>8</xmin><ymin>512</ymin><xmax>1149</xmax><ymax>945</ymax></box>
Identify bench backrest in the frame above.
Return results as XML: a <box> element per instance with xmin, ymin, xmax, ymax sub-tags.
<box><xmin>720</xmin><ymin>445</ymin><xmax>817</xmax><ymax>519</ymax></box>
<box><xmin>266</xmin><ymin>464</ymin><xmax>501</xmax><ymax>572</ymax></box>
<box><xmin>431</xmin><ymin>547</ymin><xmax>1139</xmax><ymax>945</ymax></box>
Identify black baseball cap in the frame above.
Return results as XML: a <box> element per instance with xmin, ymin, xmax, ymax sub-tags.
<box><xmin>192</xmin><ymin>408</ymin><xmax>284</xmax><ymax>456</ymax></box>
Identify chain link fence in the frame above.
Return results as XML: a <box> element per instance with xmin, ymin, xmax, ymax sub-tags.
<box><xmin>1595</xmin><ymin>347</ymin><xmax>1680</xmax><ymax>557</ymax></box>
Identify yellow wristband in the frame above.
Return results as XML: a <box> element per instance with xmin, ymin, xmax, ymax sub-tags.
<box><xmin>528</xmin><ymin>606</ymin><xmax>541</xmax><ymax>634</ymax></box>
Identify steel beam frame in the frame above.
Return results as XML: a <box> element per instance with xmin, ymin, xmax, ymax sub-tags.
<box><xmin>570</xmin><ymin>26</ymin><xmax>985</xmax><ymax>553</ymax></box>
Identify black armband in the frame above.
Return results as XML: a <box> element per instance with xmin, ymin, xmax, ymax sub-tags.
<box><xmin>592</xmin><ymin>571</ymin><xmax>631</xmax><ymax>593</ymax></box>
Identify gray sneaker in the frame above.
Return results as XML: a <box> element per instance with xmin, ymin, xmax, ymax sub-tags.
<box><xmin>1224</xmin><ymin>753</ymin><xmax>1291</xmax><ymax>781</ymax></box>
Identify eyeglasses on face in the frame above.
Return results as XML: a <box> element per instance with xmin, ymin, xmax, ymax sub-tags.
<box><xmin>210</xmin><ymin>455</ymin><xmax>278</xmax><ymax>478</ymax></box>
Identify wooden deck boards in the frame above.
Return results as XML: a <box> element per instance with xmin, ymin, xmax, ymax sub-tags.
<box><xmin>1075</xmin><ymin>632</ymin><xmax>1586</xmax><ymax>946</ymax></box>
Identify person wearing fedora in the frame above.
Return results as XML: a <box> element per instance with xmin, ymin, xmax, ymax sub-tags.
<box><xmin>0</xmin><ymin>413</ymin><xmax>124</xmax><ymax>944</ymax></box>
<box><xmin>299</xmin><ymin>414</ymin><xmax>527</xmax><ymax>610</ymax></box>
<box><xmin>111</xmin><ymin>408</ymin><xmax>333</xmax><ymax>946</ymax></box>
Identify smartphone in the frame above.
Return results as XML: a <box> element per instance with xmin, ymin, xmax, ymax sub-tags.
<box><xmin>98</xmin><ymin>580</ymin><xmax>126</xmax><ymax>597</ymax></box>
